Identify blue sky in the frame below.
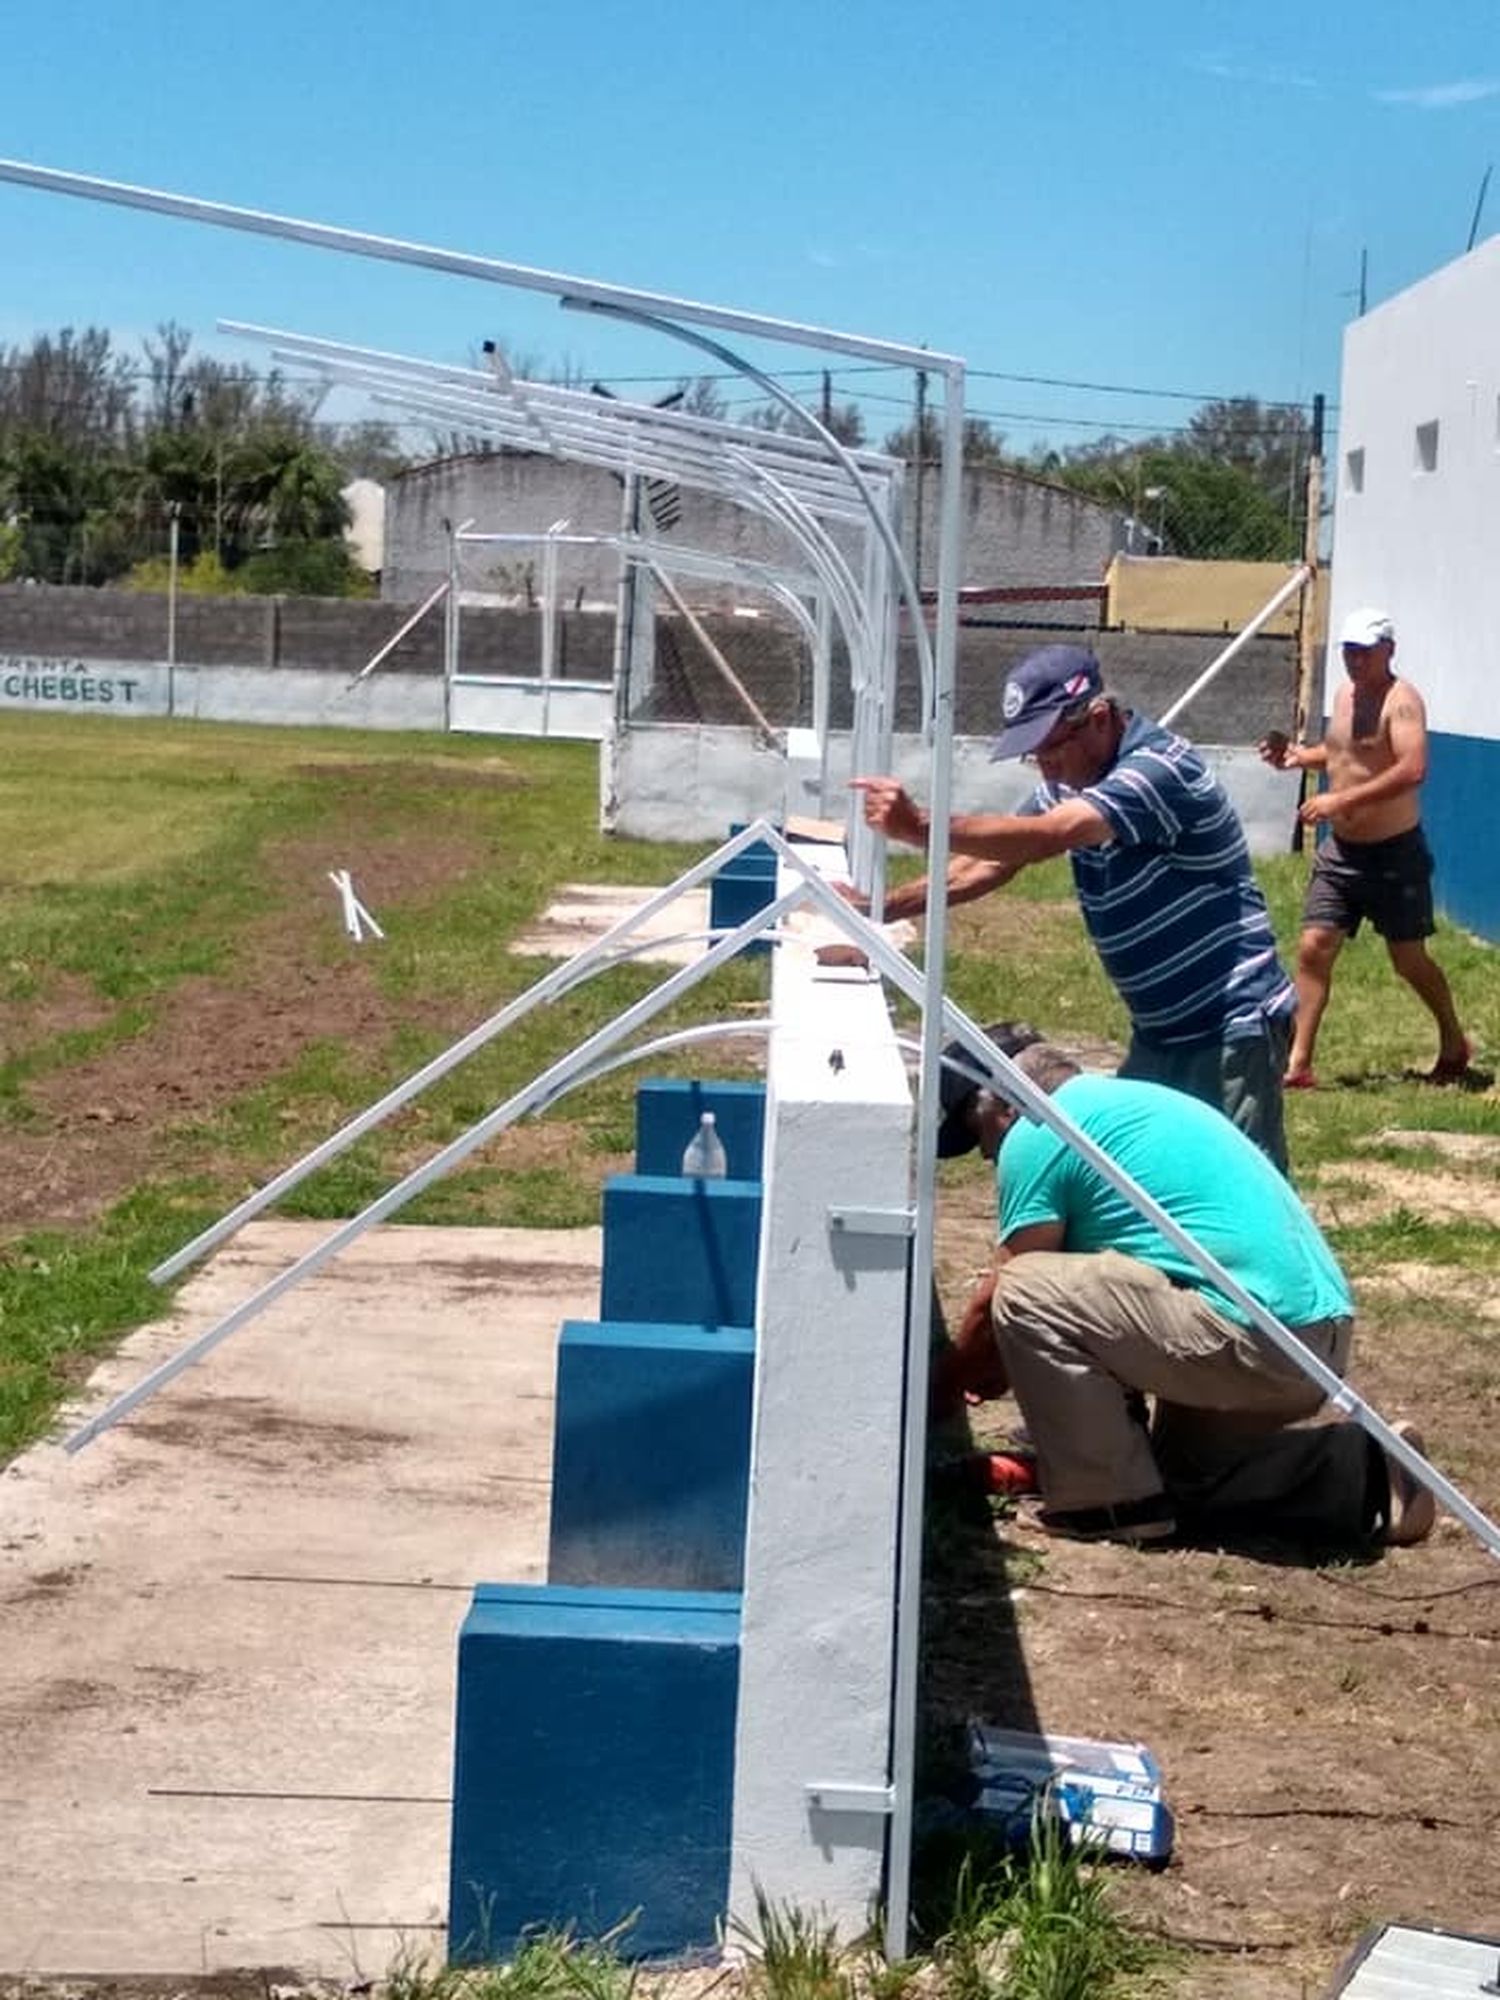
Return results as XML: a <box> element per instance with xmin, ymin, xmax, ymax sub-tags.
<box><xmin>2</xmin><ymin>0</ymin><xmax>1498</xmax><ymax>459</ymax></box>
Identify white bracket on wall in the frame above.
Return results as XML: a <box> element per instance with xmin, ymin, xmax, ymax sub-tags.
<box><xmin>804</xmin><ymin>1782</ymin><xmax>896</xmax><ymax>1816</ymax></box>
<box><xmin>826</xmin><ymin>1205</ymin><xmax>915</xmax><ymax>1237</ymax></box>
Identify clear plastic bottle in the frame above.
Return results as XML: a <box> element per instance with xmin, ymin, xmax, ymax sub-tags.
<box><xmin>681</xmin><ymin>1110</ymin><xmax>728</xmax><ymax>1178</ymax></box>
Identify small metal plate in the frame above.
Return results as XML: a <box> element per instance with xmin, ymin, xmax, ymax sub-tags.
<box><xmin>1327</xmin><ymin>1921</ymin><xmax>1500</xmax><ymax>1997</ymax></box>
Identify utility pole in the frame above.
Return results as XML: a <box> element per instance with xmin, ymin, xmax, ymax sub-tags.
<box><xmin>821</xmin><ymin>369</ymin><xmax>832</xmax><ymax>429</ymax></box>
<box><xmin>1292</xmin><ymin>392</ymin><xmax>1325</xmax><ymax>850</ymax></box>
<box><xmin>1467</xmin><ymin>164</ymin><xmax>1492</xmax><ymax>253</ymax></box>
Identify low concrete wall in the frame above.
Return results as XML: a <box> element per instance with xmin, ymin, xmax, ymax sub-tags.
<box><xmin>605</xmin><ymin>722</ymin><xmax>1303</xmax><ymax>857</ymax></box>
<box><xmin>729</xmin><ymin>839</ymin><xmax>911</xmax><ymax>1931</ymax></box>
<box><xmin>0</xmin><ymin>655</ymin><xmax>443</xmax><ymax>730</ymax></box>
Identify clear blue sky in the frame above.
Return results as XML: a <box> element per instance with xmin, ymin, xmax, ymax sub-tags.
<box><xmin>2</xmin><ymin>0</ymin><xmax>1497</xmax><ymax>458</ymax></box>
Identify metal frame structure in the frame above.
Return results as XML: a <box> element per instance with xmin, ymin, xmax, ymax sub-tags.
<box><xmin>219</xmin><ymin>320</ymin><xmax>905</xmax><ymax>784</ymax></box>
<box><xmin>0</xmin><ymin>151</ymin><xmax>967</xmax><ymax>1957</ymax></box>
<box><xmin>73</xmin><ymin>817</ymin><xmax>1500</xmax><ymax>1588</ymax></box>
<box><xmin>11</xmin><ymin>154</ymin><xmax>1494</xmax><ymax>1963</ymax></box>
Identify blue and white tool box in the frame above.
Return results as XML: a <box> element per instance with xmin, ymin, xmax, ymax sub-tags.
<box><xmin>965</xmin><ymin>1719</ymin><xmax>1174</xmax><ymax>1866</ymax></box>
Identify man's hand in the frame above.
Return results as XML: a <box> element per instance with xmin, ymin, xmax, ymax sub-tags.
<box><xmin>849</xmin><ymin>776</ymin><xmax>927</xmax><ymax>847</ymax></box>
<box><xmin>831</xmin><ymin>879</ymin><xmax>872</xmax><ymax>915</ymax></box>
<box><xmin>1299</xmin><ymin>791</ymin><xmax>1338</xmax><ymax>827</ymax></box>
<box><xmin>1258</xmin><ymin>729</ymin><xmax>1293</xmax><ymax>770</ymax></box>
<box><xmin>929</xmin><ymin>1267</ymin><xmax>1009</xmax><ymax>1420</ymax></box>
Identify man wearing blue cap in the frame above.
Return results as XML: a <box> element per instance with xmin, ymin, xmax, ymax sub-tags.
<box><xmin>850</xmin><ymin>643</ymin><xmax>1296</xmax><ymax>1170</ymax></box>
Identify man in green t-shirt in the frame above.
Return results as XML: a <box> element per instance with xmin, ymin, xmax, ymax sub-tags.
<box><xmin>932</xmin><ymin>1034</ymin><xmax>1434</xmax><ymax>1549</ymax></box>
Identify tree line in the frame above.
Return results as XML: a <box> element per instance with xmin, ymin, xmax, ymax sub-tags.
<box><xmin>0</xmin><ymin>323</ymin><xmax>1316</xmax><ymax>594</ymax></box>
<box><xmin>0</xmin><ymin>324</ymin><xmax>404</xmax><ymax>594</ymax></box>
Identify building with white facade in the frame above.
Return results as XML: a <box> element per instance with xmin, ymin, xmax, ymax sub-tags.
<box><xmin>1330</xmin><ymin>236</ymin><xmax>1500</xmax><ymax>940</ymax></box>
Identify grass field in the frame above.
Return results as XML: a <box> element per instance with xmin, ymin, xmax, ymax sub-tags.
<box><xmin>2</xmin><ymin>709</ymin><xmax>1499</xmax><ymax>1998</ymax></box>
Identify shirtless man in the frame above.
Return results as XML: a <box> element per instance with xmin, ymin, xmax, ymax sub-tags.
<box><xmin>1260</xmin><ymin>606</ymin><xmax>1471</xmax><ymax>1087</ymax></box>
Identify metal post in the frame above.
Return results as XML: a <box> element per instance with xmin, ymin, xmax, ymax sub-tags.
<box><xmin>540</xmin><ymin>516</ymin><xmax>568</xmax><ymax>736</ymax></box>
<box><xmin>1157</xmin><ymin>564</ymin><xmax>1311</xmax><ymax>732</ymax></box>
<box><xmin>166</xmin><ymin>504</ymin><xmax>180</xmax><ymax>719</ymax></box>
<box><xmin>1292</xmin><ymin>394</ymin><xmax>1326</xmax><ymax>851</ymax></box>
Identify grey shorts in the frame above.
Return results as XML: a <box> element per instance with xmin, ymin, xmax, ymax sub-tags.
<box><xmin>1303</xmin><ymin>826</ymin><xmax>1434</xmax><ymax>943</ymax></box>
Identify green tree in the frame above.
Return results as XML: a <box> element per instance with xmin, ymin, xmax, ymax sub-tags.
<box><xmin>237</xmin><ymin>538</ymin><xmax>371</xmax><ymax>598</ymax></box>
<box><xmin>1048</xmin><ymin>429</ymin><xmax>1304</xmax><ymax>560</ymax></box>
<box><xmin>748</xmin><ymin>398</ymin><xmax>867</xmax><ymax>447</ymax></box>
<box><xmin>881</xmin><ymin>412</ymin><xmax>1007</xmax><ymax>463</ymax></box>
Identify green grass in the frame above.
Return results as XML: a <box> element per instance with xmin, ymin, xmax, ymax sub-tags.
<box><xmin>915</xmin><ymin>1820</ymin><xmax>1165</xmax><ymax>2000</ymax></box>
<box><xmin>0</xmin><ymin>1184</ymin><xmax>220</xmax><ymax>1459</ymax></box>
<box><xmin>3</xmin><ymin>709</ymin><xmax>1496</xmax><ymax>1459</ymax></box>
<box><xmin>0</xmin><ymin>713</ymin><xmax>753</xmax><ymax>1451</ymax></box>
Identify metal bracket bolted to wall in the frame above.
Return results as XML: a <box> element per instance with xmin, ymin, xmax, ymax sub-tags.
<box><xmin>804</xmin><ymin>1782</ymin><xmax>896</xmax><ymax>1816</ymax></box>
<box><xmin>826</xmin><ymin>1206</ymin><xmax>916</xmax><ymax>1237</ymax></box>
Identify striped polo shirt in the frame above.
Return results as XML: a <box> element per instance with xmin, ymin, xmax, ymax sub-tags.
<box><xmin>1027</xmin><ymin>711</ymin><xmax>1296</xmax><ymax>1048</ymax></box>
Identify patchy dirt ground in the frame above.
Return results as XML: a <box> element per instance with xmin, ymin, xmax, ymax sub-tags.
<box><xmin>0</xmin><ymin>823</ymin><xmax>493</xmax><ymax>1233</ymax></box>
<box><xmin>926</xmin><ymin>1113</ymin><xmax>1500</xmax><ymax>1997</ymax></box>
<box><xmin>4</xmin><ymin>818</ymin><xmax>1499</xmax><ymax>1997</ymax></box>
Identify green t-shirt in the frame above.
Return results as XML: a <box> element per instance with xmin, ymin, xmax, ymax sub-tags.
<box><xmin>996</xmin><ymin>1075</ymin><xmax>1353</xmax><ymax>1330</ymax></box>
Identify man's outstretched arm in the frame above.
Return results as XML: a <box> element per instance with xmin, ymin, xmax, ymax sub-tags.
<box><xmin>851</xmin><ymin>775</ymin><xmax>1112</xmax><ymax>865</ymax></box>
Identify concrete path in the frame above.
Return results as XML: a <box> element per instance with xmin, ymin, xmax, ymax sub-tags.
<box><xmin>512</xmin><ymin>884</ymin><xmax>713</xmax><ymax>968</ymax></box>
<box><xmin>0</xmin><ymin>1220</ymin><xmax>600</xmax><ymax>1981</ymax></box>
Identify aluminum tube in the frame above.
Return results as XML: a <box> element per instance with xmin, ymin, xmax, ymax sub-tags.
<box><xmin>883</xmin><ymin>363</ymin><xmax>967</xmax><ymax>1960</ymax></box>
<box><xmin>0</xmin><ymin>158</ymin><xmax>957</xmax><ymax>371</ymax></box>
<box><xmin>645</xmin><ymin>561</ymin><xmax>779</xmax><ymax>744</ymax></box>
<box><xmin>577</xmin><ymin>301</ymin><xmax>937</xmax><ymax>714</ymax></box>
<box><xmin>72</xmin><ymin>878</ymin><xmax>808</xmax><ymax>1453</ymax></box>
<box><xmin>1158</xmin><ymin>565</ymin><xmax>1310</xmax><ymax>730</ymax></box>
<box><xmin>350</xmin><ymin>579</ymin><xmax>449</xmax><ymax>687</ymax></box>
<box><xmin>148</xmin><ymin>819</ymin><xmax>781</xmax><ymax>1283</ymax></box>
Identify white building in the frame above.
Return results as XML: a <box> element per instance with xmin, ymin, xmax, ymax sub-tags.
<box><xmin>341</xmin><ymin>478</ymin><xmax>386</xmax><ymax>577</ymax></box>
<box><xmin>1330</xmin><ymin>235</ymin><xmax>1500</xmax><ymax>939</ymax></box>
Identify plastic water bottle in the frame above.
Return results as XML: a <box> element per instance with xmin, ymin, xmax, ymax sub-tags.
<box><xmin>681</xmin><ymin>1111</ymin><xmax>728</xmax><ymax>1178</ymax></box>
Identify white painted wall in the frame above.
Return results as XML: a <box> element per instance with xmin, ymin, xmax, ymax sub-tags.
<box><xmin>449</xmin><ymin>677</ymin><xmax>613</xmax><ymax>740</ymax></box>
<box><xmin>607</xmin><ymin>722</ymin><xmax>1302</xmax><ymax>856</ymax></box>
<box><xmin>729</xmin><ymin>842</ymin><xmax>912</xmax><ymax>1934</ymax></box>
<box><xmin>1331</xmin><ymin>235</ymin><xmax>1500</xmax><ymax>739</ymax></box>
<box><xmin>0</xmin><ymin>657</ymin><xmax>445</xmax><ymax>731</ymax></box>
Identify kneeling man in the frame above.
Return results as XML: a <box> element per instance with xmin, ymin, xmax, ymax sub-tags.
<box><xmin>933</xmin><ymin>1032</ymin><xmax>1433</xmax><ymax>1549</ymax></box>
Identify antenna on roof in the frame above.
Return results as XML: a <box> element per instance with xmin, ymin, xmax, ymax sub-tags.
<box><xmin>1467</xmin><ymin>164</ymin><xmax>1492</xmax><ymax>254</ymax></box>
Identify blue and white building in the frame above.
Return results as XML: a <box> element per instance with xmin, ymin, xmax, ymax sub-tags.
<box><xmin>1329</xmin><ymin>234</ymin><xmax>1500</xmax><ymax>941</ymax></box>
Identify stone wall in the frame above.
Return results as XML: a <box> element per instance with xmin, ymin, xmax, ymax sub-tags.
<box><xmin>383</xmin><ymin>452</ymin><xmax>1124</xmax><ymax>613</ymax></box>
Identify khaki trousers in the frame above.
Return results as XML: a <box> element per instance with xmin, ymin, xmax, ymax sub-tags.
<box><xmin>991</xmin><ymin>1251</ymin><xmax>1372</xmax><ymax>1543</ymax></box>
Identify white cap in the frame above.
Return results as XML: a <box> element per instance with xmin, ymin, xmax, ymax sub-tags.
<box><xmin>1340</xmin><ymin>606</ymin><xmax>1395</xmax><ymax>648</ymax></box>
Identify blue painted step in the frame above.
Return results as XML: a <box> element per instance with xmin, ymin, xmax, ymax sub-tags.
<box><xmin>448</xmin><ymin>1584</ymin><xmax>740</xmax><ymax>1962</ymax></box>
<box><xmin>549</xmin><ymin>1320</ymin><xmax>754</xmax><ymax>1591</ymax></box>
<box><xmin>600</xmin><ymin>1174</ymin><xmax>761</xmax><ymax>1328</ymax></box>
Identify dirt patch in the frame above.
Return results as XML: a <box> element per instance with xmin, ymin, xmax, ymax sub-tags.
<box><xmin>0</xmin><ymin>827</ymin><xmax>489</xmax><ymax>1234</ymax></box>
<box><xmin>122</xmin><ymin>1394</ymin><xmax>408</xmax><ymax>1471</ymax></box>
<box><xmin>1365</xmin><ymin>1127</ymin><xmax>1500</xmax><ymax>1166</ymax></box>
<box><xmin>928</xmin><ymin>1167</ymin><xmax>1500</xmax><ymax>2000</ymax></box>
<box><xmin>0</xmin><ymin>973</ymin><xmax>116</xmax><ymax>1062</ymax></box>
<box><xmin>1312</xmin><ymin>1159</ymin><xmax>1500</xmax><ymax>1229</ymax></box>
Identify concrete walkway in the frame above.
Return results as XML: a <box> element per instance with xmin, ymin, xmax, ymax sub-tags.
<box><xmin>0</xmin><ymin>1220</ymin><xmax>599</xmax><ymax>1981</ymax></box>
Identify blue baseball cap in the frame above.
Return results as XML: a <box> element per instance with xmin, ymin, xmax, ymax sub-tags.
<box><xmin>989</xmin><ymin>644</ymin><xmax>1103</xmax><ymax>761</ymax></box>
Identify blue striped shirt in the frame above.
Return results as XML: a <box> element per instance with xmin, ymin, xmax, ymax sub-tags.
<box><xmin>1028</xmin><ymin>712</ymin><xmax>1295</xmax><ymax>1048</ymax></box>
